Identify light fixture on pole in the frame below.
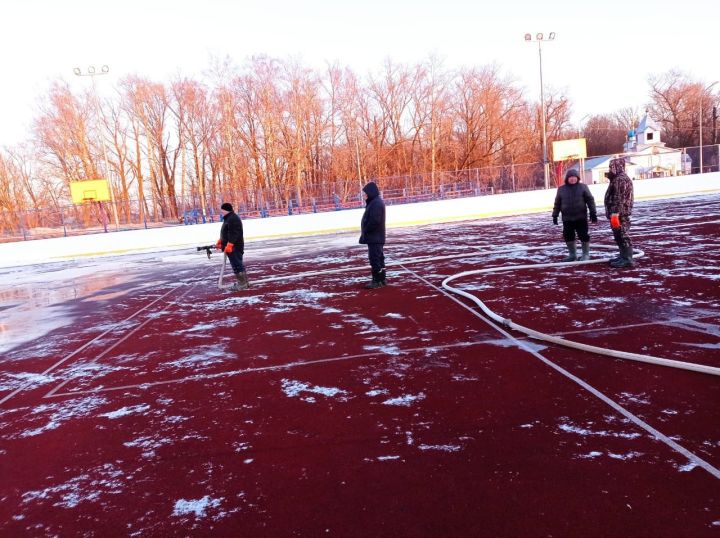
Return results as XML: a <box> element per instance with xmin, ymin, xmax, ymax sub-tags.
<box><xmin>525</xmin><ymin>32</ymin><xmax>556</xmax><ymax>189</ymax></box>
<box><xmin>73</xmin><ymin>65</ymin><xmax>119</xmax><ymax>230</ymax></box>
<box><xmin>699</xmin><ymin>80</ymin><xmax>718</xmax><ymax>174</ymax></box>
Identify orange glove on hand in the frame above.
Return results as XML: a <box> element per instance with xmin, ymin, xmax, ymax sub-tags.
<box><xmin>215</xmin><ymin>239</ymin><xmax>222</xmax><ymax>250</ymax></box>
<box><xmin>610</xmin><ymin>214</ymin><xmax>621</xmax><ymax>230</ymax></box>
<box><xmin>224</xmin><ymin>242</ymin><xmax>234</xmax><ymax>254</ymax></box>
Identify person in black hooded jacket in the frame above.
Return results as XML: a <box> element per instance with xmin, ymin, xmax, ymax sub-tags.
<box><xmin>552</xmin><ymin>169</ymin><xmax>597</xmax><ymax>261</ymax></box>
<box><xmin>216</xmin><ymin>202</ymin><xmax>249</xmax><ymax>290</ymax></box>
<box><xmin>359</xmin><ymin>181</ymin><xmax>386</xmax><ymax>289</ymax></box>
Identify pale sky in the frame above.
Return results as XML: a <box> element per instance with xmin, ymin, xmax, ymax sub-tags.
<box><xmin>2</xmin><ymin>0</ymin><xmax>719</xmax><ymax>146</ymax></box>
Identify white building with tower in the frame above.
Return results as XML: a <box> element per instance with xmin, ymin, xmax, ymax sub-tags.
<box><xmin>583</xmin><ymin>111</ymin><xmax>691</xmax><ymax>183</ymax></box>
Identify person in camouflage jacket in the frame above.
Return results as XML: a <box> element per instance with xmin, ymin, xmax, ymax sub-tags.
<box><xmin>603</xmin><ymin>157</ymin><xmax>634</xmax><ymax>267</ymax></box>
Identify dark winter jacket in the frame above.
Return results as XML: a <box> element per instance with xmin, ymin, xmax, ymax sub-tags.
<box><xmin>220</xmin><ymin>211</ymin><xmax>244</xmax><ymax>253</ymax></box>
<box><xmin>604</xmin><ymin>173</ymin><xmax>634</xmax><ymax>219</ymax></box>
<box><xmin>552</xmin><ymin>179</ymin><xmax>597</xmax><ymax>222</ymax></box>
<box><xmin>359</xmin><ymin>182</ymin><xmax>386</xmax><ymax>245</ymax></box>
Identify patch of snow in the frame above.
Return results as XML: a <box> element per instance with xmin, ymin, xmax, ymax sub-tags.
<box><xmin>172</xmin><ymin>495</ymin><xmax>223</xmax><ymax>518</ymax></box>
<box><xmin>418</xmin><ymin>444</ymin><xmax>462</xmax><ymax>452</ymax></box>
<box><xmin>281</xmin><ymin>379</ymin><xmax>348</xmax><ymax>401</ymax></box>
<box><xmin>382</xmin><ymin>393</ymin><xmax>425</xmax><ymax>407</ymax></box>
<box><xmin>363</xmin><ymin>344</ymin><xmax>402</xmax><ymax>356</ymax></box>
<box><xmin>99</xmin><ymin>404</ymin><xmax>150</xmax><ymax>419</ymax></box>
<box><xmin>17</xmin><ymin>396</ymin><xmax>108</xmax><ymax>438</ymax></box>
<box><xmin>557</xmin><ymin>422</ymin><xmax>642</xmax><ymax>440</ymax></box>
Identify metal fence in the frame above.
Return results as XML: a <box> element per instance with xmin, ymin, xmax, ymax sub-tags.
<box><xmin>3</xmin><ymin>146</ymin><xmax>717</xmax><ymax>243</ymax></box>
<box><xmin>0</xmin><ymin>162</ymin><xmax>546</xmax><ymax>242</ymax></box>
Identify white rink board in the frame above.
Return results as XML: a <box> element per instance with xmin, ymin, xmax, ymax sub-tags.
<box><xmin>0</xmin><ymin>172</ymin><xmax>718</xmax><ymax>268</ymax></box>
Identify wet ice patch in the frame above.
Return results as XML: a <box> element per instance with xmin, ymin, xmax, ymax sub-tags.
<box><xmin>486</xmin><ymin>338</ymin><xmax>547</xmax><ymax>353</ymax></box>
<box><xmin>382</xmin><ymin>393</ymin><xmax>425</xmax><ymax>407</ymax></box>
<box><xmin>281</xmin><ymin>379</ymin><xmax>349</xmax><ymax>402</ymax></box>
<box><xmin>99</xmin><ymin>404</ymin><xmax>150</xmax><ymax>419</ymax></box>
<box><xmin>172</xmin><ymin>495</ymin><xmax>223</xmax><ymax>518</ymax></box>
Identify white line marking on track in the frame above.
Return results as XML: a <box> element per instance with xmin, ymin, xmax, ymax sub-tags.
<box><xmin>43</xmin><ymin>339</ymin><xmax>492</xmax><ymax>398</ymax></box>
<box><xmin>399</xmin><ymin>263</ymin><xmax>720</xmax><ymax>481</ymax></box>
<box><xmin>0</xmin><ymin>269</ymin><xmax>212</xmax><ymax>407</ymax></box>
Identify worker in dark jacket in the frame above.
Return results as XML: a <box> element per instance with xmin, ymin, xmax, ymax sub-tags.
<box><xmin>552</xmin><ymin>169</ymin><xmax>598</xmax><ymax>261</ymax></box>
<box><xmin>359</xmin><ymin>181</ymin><xmax>386</xmax><ymax>289</ymax></box>
<box><xmin>604</xmin><ymin>157</ymin><xmax>635</xmax><ymax>268</ymax></box>
<box><xmin>216</xmin><ymin>202</ymin><xmax>249</xmax><ymax>290</ymax></box>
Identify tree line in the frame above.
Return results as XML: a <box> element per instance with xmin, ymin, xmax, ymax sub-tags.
<box><xmin>0</xmin><ymin>57</ymin><xmax>717</xmax><ymax>233</ymax></box>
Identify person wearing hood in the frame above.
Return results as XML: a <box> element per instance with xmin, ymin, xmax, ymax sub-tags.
<box><xmin>359</xmin><ymin>181</ymin><xmax>386</xmax><ymax>289</ymax></box>
<box><xmin>552</xmin><ymin>169</ymin><xmax>598</xmax><ymax>261</ymax></box>
<box><xmin>603</xmin><ymin>157</ymin><xmax>635</xmax><ymax>268</ymax></box>
<box><xmin>216</xmin><ymin>202</ymin><xmax>249</xmax><ymax>290</ymax></box>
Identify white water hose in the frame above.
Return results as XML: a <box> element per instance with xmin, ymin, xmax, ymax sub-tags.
<box><xmin>441</xmin><ymin>248</ymin><xmax>720</xmax><ymax>377</ymax></box>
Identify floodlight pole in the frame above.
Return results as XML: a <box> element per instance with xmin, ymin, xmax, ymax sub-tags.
<box><xmin>73</xmin><ymin>65</ymin><xmax>119</xmax><ymax>230</ymax></box>
<box><xmin>699</xmin><ymin>81</ymin><xmax>718</xmax><ymax>174</ymax></box>
<box><xmin>525</xmin><ymin>32</ymin><xmax>556</xmax><ymax>189</ymax></box>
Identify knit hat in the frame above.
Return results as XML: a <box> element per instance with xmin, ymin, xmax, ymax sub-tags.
<box><xmin>220</xmin><ymin>202</ymin><xmax>233</xmax><ymax>212</ymax></box>
<box><xmin>609</xmin><ymin>158</ymin><xmax>626</xmax><ymax>174</ymax></box>
<box><xmin>564</xmin><ymin>169</ymin><xmax>580</xmax><ymax>182</ymax></box>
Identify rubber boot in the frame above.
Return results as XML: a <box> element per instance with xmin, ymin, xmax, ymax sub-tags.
<box><xmin>579</xmin><ymin>242</ymin><xmax>590</xmax><ymax>261</ymax></box>
<box><xmin>609</xmin><ymin>245</ymin><xmax>623</xmax><ymax>265</ymax></box>
<box><xmin>231</xmin><ymin>272</ymin><xmax>249</xmax><ymax>290</ymax></box>
<box><xmin>563</xmin><ymin>241</ymin><xmax>577</xmax><ymax>262</ymax></box>
<box><xmin>610</xmin><ymin>247</ymin><xmax>634</xmax><ymax>268</ymax></box>
<box><xmin>364</xmin><ymin>270</ymin><xmax>383</xmax><ymax>289</ymax></box>
<box><xmin>378</xmin><ymin>268</ymin><xmax>387</xmax><ymax>287</ymax></box>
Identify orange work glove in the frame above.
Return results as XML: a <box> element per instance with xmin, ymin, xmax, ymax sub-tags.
<box><xmin>610</xmin><ymin>214</ymin><xmax>621</xmax><ymax>230</ymax></box>
<box><xmin>224</xmin><ymin>242</ymin><xmax>234</xmax><ymax>254</ymax></box>
<box><xmin>215</xmin><ymin>239</ymin><xmax>222</xmax><ymax>250</ymax></box>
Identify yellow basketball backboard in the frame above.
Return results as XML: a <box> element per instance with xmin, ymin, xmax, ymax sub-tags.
<box><xmin>70</xmin><ymin>179</ymin><xmax>111</xmax><ymax>204</ymax></box>
<box><xmin>552</xmin><ymin>138</ymin><xmax>587</xmax><ymax>161</ymax></box>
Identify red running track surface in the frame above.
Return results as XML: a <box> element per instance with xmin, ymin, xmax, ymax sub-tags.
<box><xmin>0</xmin><ymin>193</ymin><xmax>719</xmax><ymax>536</ymax></box>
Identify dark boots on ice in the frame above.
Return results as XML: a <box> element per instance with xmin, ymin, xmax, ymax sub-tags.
<box><xmin>609</xmin><ymin>247</ymin><xmax>634</xmax><ymax>268</ymax></box>
<box><xmin>230</xmin><ymin>271</ymin><xmax>250</xmax><ymax>290</ymax></box>
<box><xmin>364</xmin><ymin>269</ymin><xmax>386</xmax><ymax>289</ymax></box>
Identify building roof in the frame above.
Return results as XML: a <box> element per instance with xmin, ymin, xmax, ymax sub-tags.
<box><xmin>584</xmin><ymin>155</ymin><xmax>612</xmax><ymax>170</ymax></box>
<box><xmin>637</xmin><ymin>112</ymin><xmax>662</xmax><ymax>133</ymax></box>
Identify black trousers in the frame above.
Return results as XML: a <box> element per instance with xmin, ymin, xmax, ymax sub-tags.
<box><xmin>227</xmin><ymin>250</ymin><xmax>246</xmax><ymax>273</ymax></box>
<box><xmin>562</xmin><ymin>219</ymin><xmax>590</xmax><ymax>242</ymax></box>
<box><xmin>367</xmin><ymin>243</ymin><xmax>385</xmax><ymax>275</ymax></box>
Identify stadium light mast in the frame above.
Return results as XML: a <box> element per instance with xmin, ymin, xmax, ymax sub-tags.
<box><xmin>73</xmin><ymin>65</ymin><xmax>119</xmax><ymax>230</ymax></box>
<box><xmin>525</xmin><ymin>32</ymin><xmax>556</xmax><ymax>189</ymax></box>
<box><xmin>699</xmin><ymin>80</ymin><xmax>718</xmax><ymax>174</ymax></box>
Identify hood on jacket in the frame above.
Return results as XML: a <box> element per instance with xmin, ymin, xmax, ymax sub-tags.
<box><xmin>564</xmin><ymin>169</ymin><xmax>581</xmax><ymax>184</ymax></box>
<box><xmin>608</xmin><ymin>157</ymin><xmax>626</xmax><ymax>177</ymax></box>
<box><xmin>362</xmin><ymin>181</ymin><xmax>380</xmax><ymax>200</ymax></box>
